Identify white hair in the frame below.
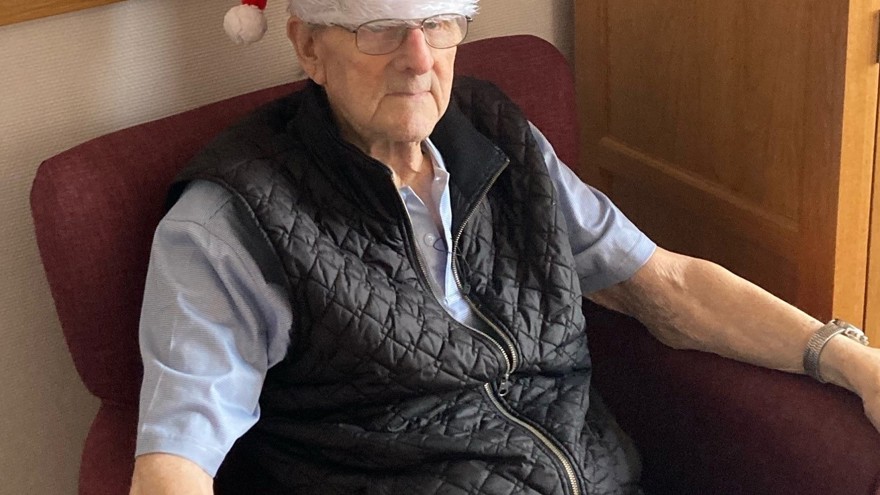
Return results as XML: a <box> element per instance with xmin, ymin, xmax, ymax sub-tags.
<box><xmin>288</xmin><ymin>0</ymin><xmax>479</xmax><ymax>27</ymax></box>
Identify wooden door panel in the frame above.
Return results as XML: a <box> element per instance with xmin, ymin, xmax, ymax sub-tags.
<box><xmin>575</xmin><ymin>0</ymin><xmax>878</xmax><ymax>327</ymax></box>
<box><xmin>611</xmin><ymin>175</ymin><xmax>799</xmax><ymax>303</ymax></box>
<box><xmin>865</xmin><ymin>23</ymin><xmax>880</xmax><ymax>342</ymax></box>
<box><xmin>605</xmin><ymin>1</ymin><xmax>808</xmax><ymax>221</ymax></box>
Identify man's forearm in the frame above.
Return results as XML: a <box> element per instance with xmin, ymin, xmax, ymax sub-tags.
<box><xmin>130</xmin><ymin>453</ymin><xmax>213</xmax><ymax>495</ymax></box>
<box><xmin>591</xmin><ymin>247</ymin><xmax>879</xmax><ymax>394</ymax></box>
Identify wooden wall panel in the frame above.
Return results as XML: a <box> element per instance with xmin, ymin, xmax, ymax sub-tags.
<box><xmin>0</xmin><ymin>0</ymin><xmax>122</xmax><ymax>27</ymax></box>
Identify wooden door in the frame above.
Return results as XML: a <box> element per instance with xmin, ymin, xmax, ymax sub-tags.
<box><xmin>865</xmin><ymin>66</ymin><xmax>880</xmax><ymax>337</ymax></box>
<box><xmin>575</xmin><ymin>0</ymin><xmax>880</xmax><ymax>337</ymax></box>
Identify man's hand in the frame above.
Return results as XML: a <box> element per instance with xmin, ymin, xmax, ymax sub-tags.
<box><xmin>130</xmin><ymin>453</ymin><xmax>213</xmax><ymax>495</ymax></box>
<box><xmin>820</xmin><ymin>337</ymin><xmax>880</xmax><ymax>431</ymax></box>
<box><xmin>853</xmin><ymin>350</ymin><xmax>880</xmax><ymax>432</ymax></box>
<box><xmin>862</xmin><ymin>373</ymin><xmax>880</xmax><ymax>432</ymax></box>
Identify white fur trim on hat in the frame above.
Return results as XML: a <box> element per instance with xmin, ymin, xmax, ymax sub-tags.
<box><xmin>224</xmin><ymin>0</ymin><xmax>479</xmax><ymax>45</ymax></box>
<box><xmin>289</xmin><ymin>0</ymin><xmax>479</xmax><ymax>28</ymax></box>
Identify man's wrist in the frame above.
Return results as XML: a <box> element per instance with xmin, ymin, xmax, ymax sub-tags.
<box><xmin>803</xmin><ymin>319</ymin><xmax>869</xmax><ymax>383</ymax></box>
<box><xmin>812</xmin><ymin>333</ymin><xmax>876</xmax><ymax>394</ymax></box>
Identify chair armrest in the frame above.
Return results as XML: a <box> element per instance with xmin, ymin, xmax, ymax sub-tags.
<box><xmin>78</xmin><ymin>403</ymin><xmax>138</xmax><ymax>495</ymax></box>
<box><xmin>583</xmin><ymin>300</ymin><xmax>880</xmax><ymax>495</ymax></box>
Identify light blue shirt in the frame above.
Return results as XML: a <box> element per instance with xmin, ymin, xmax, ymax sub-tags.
<box><xmin>136</xmin><ymin>124</ymin><xmax>657</xmax><ymax>476</ymax></box>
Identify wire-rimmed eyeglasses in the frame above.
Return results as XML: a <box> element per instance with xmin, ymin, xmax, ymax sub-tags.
<box><xmin>336</xmin><ymin>13</ymin><xmax>472</xmax><ymax>56</ymax></box>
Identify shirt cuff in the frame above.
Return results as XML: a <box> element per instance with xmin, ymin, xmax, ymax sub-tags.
<box><xmin>577</xmin><ymin>235</ymin><xmax>657</xmax><ymax>295</ymax></box>
<box><xmin>135</xmin><ymin>426</ymin><xmax>230</xmax><ymax>477</ymax></box>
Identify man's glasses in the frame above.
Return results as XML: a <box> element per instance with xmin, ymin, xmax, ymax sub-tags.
<box><xmin>338</xmin><ymin>14</ymin><xmax>472</xmax><ymax>56</ymax></box>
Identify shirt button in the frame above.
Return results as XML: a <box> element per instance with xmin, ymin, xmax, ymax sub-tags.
<box><xmin>424</xmin><ymin>234</ymin><xmax>436</xmax><ymax>246</ymax></box>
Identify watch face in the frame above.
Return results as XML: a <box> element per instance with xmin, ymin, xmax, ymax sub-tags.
<box><xmin>834</xmin><ymin>320</ymin><xmax>869</xmax><ymax>346</ymax></box>
<box><xmin>844</xmin><ymin>329</ymin><xmax>870</xmax><ymax>346</ymax></box>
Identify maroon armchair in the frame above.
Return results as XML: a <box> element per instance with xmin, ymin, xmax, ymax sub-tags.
<box><xmin>31</xmin><ymin>35</ymin><xmax>880</xmax><ymax>495</ymax></box>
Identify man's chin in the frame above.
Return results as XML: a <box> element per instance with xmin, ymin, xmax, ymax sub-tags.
<box><xmin>383</xmin><ymin>121</ymin><xmax>439</xmax><ymax>143</ymax></box>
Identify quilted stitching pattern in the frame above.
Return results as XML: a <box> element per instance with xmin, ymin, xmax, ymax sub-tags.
<box><xmin>174</xmin><ymin>80</ymin><xmax>637</xmax><ymax>494</ymax></box>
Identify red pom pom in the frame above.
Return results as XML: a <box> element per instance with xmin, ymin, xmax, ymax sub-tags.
<box><xmin>242</xmin><ymin>0</ymin><xmax>268</xmax><ymax>9</ymax></box>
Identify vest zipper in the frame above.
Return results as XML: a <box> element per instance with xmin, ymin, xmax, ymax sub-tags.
<box><xmin>452</xmin><ymin>162</ymin><xmax>582</xmax><ymax>495</ymax></box>
<box><xmin>450</xmin><ymin>163</ymin><xmax>519</xmax><ymax>378</ymax></box>
<box><xmin>394</xmin><ymin>191</ymin><xmax>513</xmax><ymax>374</ymax></box>
<box><xmin>483</xmin><ymin>383</ymin><xmax>582</xmax><ymax>495</ymax></box>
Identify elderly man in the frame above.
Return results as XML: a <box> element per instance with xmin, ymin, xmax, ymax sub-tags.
<box><xmin>131</xmin><ymin>1</ymin><xmax>880</xmax><ymax>494</ymax></box>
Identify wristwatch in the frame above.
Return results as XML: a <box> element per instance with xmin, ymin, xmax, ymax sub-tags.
<box><xmin>802</xmin><ymin>319</ymin><xmax>869</xmax><ymax>383</ymax></box>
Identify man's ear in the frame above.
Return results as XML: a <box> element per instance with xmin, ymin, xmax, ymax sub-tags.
<box><xmin>287</xmin><ymin>16</ymin><xmax>326</xmax><ymax>85</ymax></box>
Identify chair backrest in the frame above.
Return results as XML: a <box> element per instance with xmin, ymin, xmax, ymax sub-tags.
<box><xmin>30</xmin><ymin>35</ymin><xmax>576</xmax><ymax>494</ymax></box>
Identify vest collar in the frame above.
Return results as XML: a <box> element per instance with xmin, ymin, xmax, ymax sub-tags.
<box><xmin>291</xmin><ymin>80</ymin><xmax>509</xmax><ymax>223</ymax></box>
<box><xmin>292</xmin><ymin>82</ymin><xmax>400</xmax><ymax>221</ymax></box>
<box><xmin>429</xmin><ymin>88</ymin><xmax>510</xmax><ymax>229</ymax></box>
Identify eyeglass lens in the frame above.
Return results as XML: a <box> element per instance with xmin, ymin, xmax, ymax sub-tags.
<box><xmin>356</xmin><ymin>14</ymin><xmax>469</xmax><ymax>55</ymax></box>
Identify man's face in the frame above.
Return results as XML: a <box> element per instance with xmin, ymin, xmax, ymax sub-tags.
<box><xmin>292</xmin><ymin>20</ymin><xmax>456</xmax><ymax>151</ymax></box>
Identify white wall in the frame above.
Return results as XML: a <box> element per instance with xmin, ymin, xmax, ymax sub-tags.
<box><xmin>0</xmin><ymin>0</ymin><xmax>573</xmax><ymax>492</ymax></box>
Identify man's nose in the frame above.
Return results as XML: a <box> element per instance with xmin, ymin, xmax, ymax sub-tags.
<box><xmin>394</xmin><ymin>27</ymin><xmax>435</xmax><ymax>73</ymax></box>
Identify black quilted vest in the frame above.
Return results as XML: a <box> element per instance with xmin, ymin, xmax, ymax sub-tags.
<box><xmin>169</xmin><ymin>78</ymin><xmax>604</xmax><ymax>494</ymax></box>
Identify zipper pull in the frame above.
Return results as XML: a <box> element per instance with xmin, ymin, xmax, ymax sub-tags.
<box><xmin>497</xmin><ymin>375</ymin><xmax>511</xmax><ymax>397</ymax></box>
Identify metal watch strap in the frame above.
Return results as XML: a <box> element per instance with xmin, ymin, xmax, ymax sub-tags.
<box><xmin>802</xmin><ymin>319</ymin><xmax>869</xmax><ymax>383</ymax></box>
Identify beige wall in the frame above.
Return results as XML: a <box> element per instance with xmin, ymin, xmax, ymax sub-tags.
<box><xmin>0</xmin><ymin>0</ymin><xmax>573</xmax><ymax>492</ymax></box>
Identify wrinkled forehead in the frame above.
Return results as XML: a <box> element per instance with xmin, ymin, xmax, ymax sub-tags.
<box><xmin>289</xmin><ymin>0</ymin><xmax>479</xmax><ymax>27</ymax></box>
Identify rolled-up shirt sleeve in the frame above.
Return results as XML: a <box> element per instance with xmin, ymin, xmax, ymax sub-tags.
<box><xmin>530</xmin><ymin>123</ymin><xmax>657</xmax><ymax>294</ymax></box>
<box><xmin>136</xmin><ymin>181</ymin><xmax>291</xmax><ymax>476</ymax></box>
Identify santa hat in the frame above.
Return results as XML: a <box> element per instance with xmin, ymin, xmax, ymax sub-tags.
<box><xmin>224</xmin><ymin>0</ymin><xmax>479</xmax><ymax>45</ymax></box>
